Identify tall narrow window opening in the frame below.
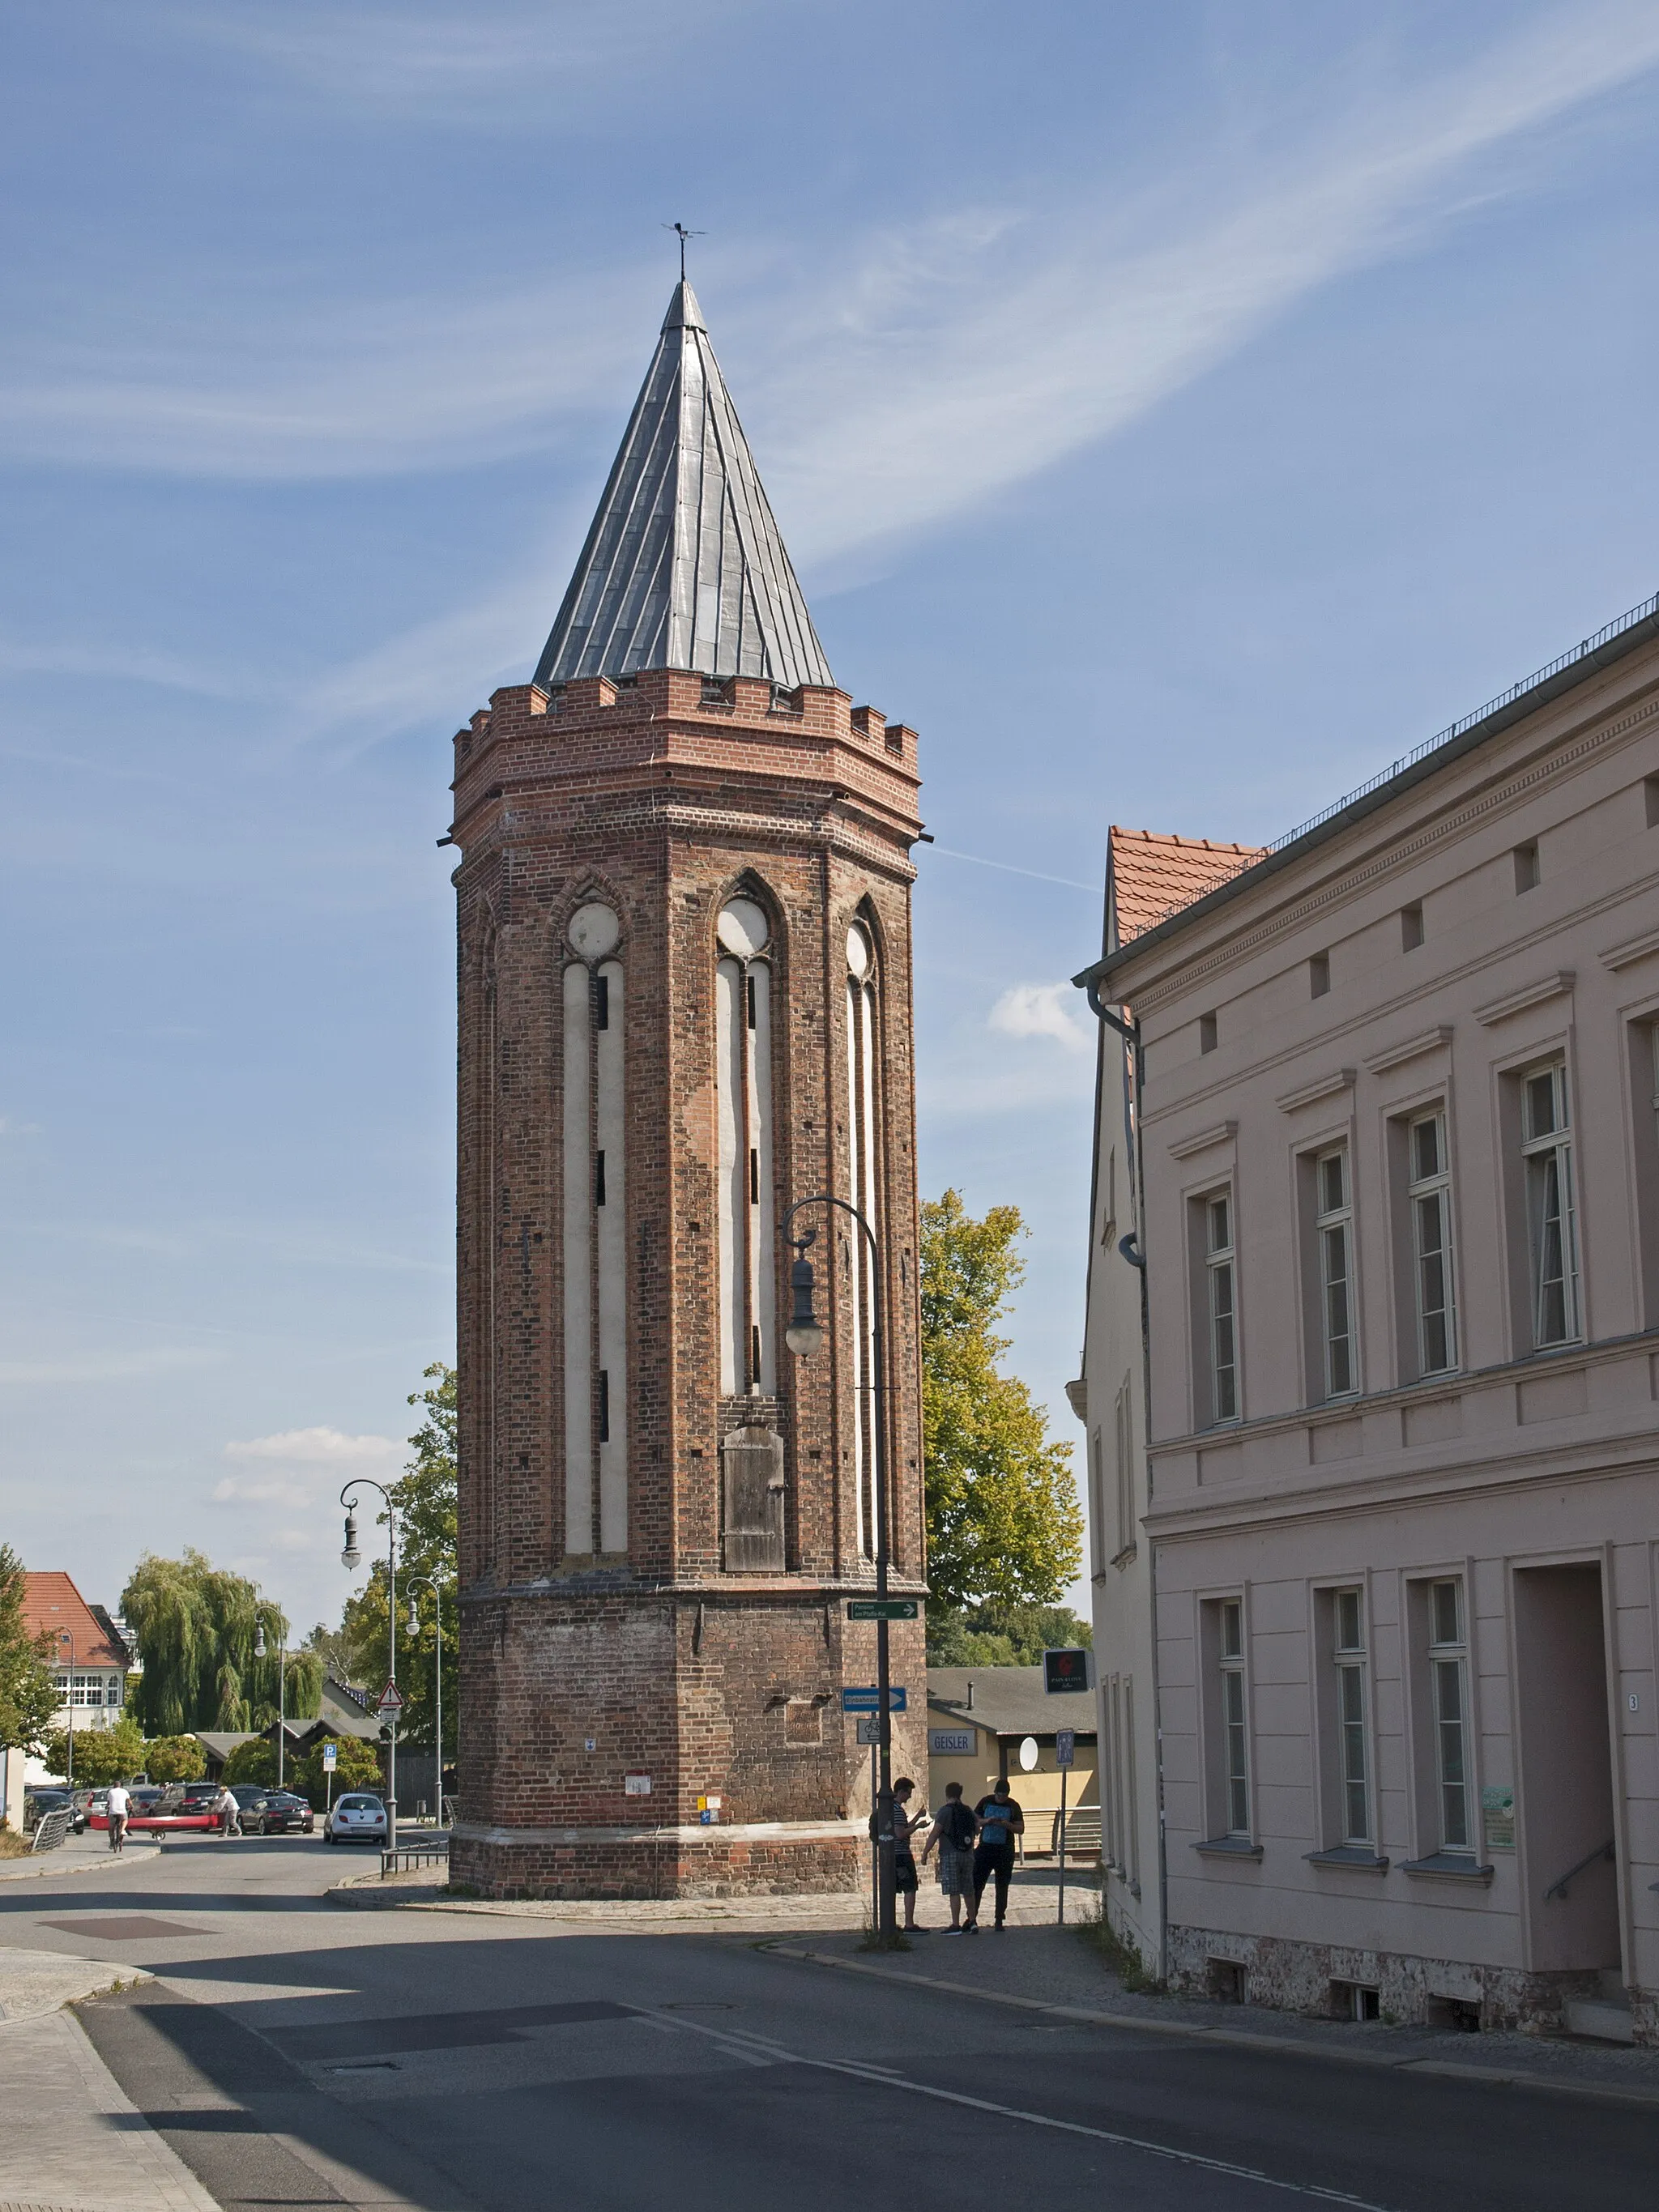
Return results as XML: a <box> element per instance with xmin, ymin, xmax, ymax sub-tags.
<box><xmin>846</xmin><ymin>917</ymin><xmax>881</xmax><ymax>1557</ymax></box>
<box><xmin>563</xmin><ymin>899</ymin><xmax>628</xmax><ymax>1557</ymax></box>
<box><xmin>1408</xmin><ymin>1112</ymin><xmax>1456</xmax><ymax>1372</ymax></box>
<box><xmin>1333</xmin><ymin>1588</ymin><xmax>1371</xmax><ymax>1845</ymax></box>
<box><xmin>1521</xmin><ymin>1062</ymin><xmax>1578</xmax><ymax>1345</ymax></box>
<box><xmin>1205</xmin><ymin>1195</ymin><xmax>1239</xmax><ymax>1423</ymax></box>
<box><xmin>1428</xmin><ymin>1578</ymin><xmax>1470</xmax><ymax>1852</ymax></box>
<box><xmin>715</xmin><ymin>897</ymin><xmax>778</xmax><ymax>1398</ymax></box>
<box><xmin>1219</xmin><ymin>1597</ymin><xmax>1249</xmax><ymax>1837</ymax></box>
<box><xmin>1316</xmin><ymin>1147</ymin><xmax>1354</xmax><ymax>1397</ymax></box>
<box><xmin>1114</xmin><ymin>1377</ymin><xmax>1134</xmax><ymax>1557</ymax></box>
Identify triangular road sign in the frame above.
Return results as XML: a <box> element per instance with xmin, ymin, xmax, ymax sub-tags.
<box><xmin>376</xmin><ymin>1681</ymin><xmax>404</xmax><ymax>1715</ymax></box>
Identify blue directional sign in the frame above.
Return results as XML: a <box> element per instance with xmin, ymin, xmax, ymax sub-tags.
<box><xmin>841</xmin><ymin>1686</ymin><xmax>908</xmax><ymax>1714</ymax></box>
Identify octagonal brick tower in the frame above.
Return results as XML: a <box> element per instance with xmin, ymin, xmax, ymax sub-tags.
<box><xmin>447</xmin><ymin>279</ymin><xmax>928</xmax><ymax>1897</ymax></box>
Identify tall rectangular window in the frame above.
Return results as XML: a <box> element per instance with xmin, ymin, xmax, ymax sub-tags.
<box><xmin>1428</xmin><ymin>1578</ymin><xmax>1470</xmax><ymax>1852</ymax></box>
<box><xmin>1408</xmin><ymin>1112</ymin><xmax>1456</xmax><ymax>1374</ymax></box>
<box><xmin>1521</xmin><ymin>1063</ymin><xmax>1578</xmax><ymax>1345</ymax></box>
<box><xmin>1114</xmin><ymin>1379</ymin><xmax>1134</xmax><ymax>1556</ymax></box>
<box><xmin>1206</xmin><ymin>1194</ymin><xmax>1238</xmax><ymax>1423</ymax></box>
<box><xmin>1087</xmin><ymin>1430</ymin><xmax>1107</xmax><ymax>1579</ymax></box>
<box><xmin>1315</xmin><ymin>1148</ymin><xmax>1354</xmax><ymax>1397</ymax></box>
<box><xmin>1333</xmin><ymin>1588</ymin><xmax>1371</xmax><ymax>1845</ymax></box>
<box><xmin>1219</xmin><ymin>1597</ymin><xmax>1250</xmax><ymax>1836</ymax></box>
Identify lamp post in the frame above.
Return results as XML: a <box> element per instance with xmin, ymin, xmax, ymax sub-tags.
<box><xmin>58</xmin><ymin>1631</ymin><xmax>75</xmax><ymax>1788</ymax></box>
<box><xmin>341</xmin><ymin>1480</ymin><xmax>399</xmax><ymax>1852</ymax></box>
<box><xmin>405</xmin><ymin>1575</ymin><xmax>445</xmax><ymax>1826</ymax></box>
<box><xmin>253</xmin><ymin>1617</ymin><xmax>286</xmax><ymax>1790</ymax></box>
<box><xmin>782</xmin><ymin>1195</ymin><xmax>898</xmax><ymax>1946</ymax></box>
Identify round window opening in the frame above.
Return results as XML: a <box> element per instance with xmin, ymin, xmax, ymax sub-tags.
<box><xmin>717</xmin><ymin>897</ymin><xmax>770</xmax><ymax>959</ymax></box>
<box><xmin>568</xmin><ymin>901</ymin><xmax>621</xmax><ymax>959</ymax></box>
<box><xmin>846</xmin><ymin>922</ymin><xmax>872</xmax><ymax>978</ymax></box>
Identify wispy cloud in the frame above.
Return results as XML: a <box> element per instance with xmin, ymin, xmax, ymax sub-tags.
<box><xmin>0</xmin><ymin>1347</ymin><xmax>220</xmax><ymax>1385</ymax></box>
<box><xmin>213</xmin><ymin>1473</ymin><xmax>314</xmax><ymax>1507</ymax></box>
<box><xmin>988</xmin><ymin>983</ymin><xmax>1095</xmax><ymax>1056</ymax></box>
<box><xmin>224</xmin><ymin>1426</ymin><xmax>403</xmax><ymax>1464</ymax></box>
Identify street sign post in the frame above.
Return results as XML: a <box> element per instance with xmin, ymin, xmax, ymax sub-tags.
<box><xmin>855</xmin><ymin>1715</ymin><xmax>882</xmax><ymax>1746</ymax></box>
<box><xmin>1056</xmin><ymin>1728</ymin><xmax>1076</xmax><ymax>1924</ymax></box>
<box><xmin>847</xmin><ymin>1598</ymin><xmax>919</xmax><ymax>1621</ymax></box>
<box><xmin>322</xmin><ymin>1739</ymin><xmax>337</xmax><ymax>1814</ymax></box>
<box><xmin>377</xmin><ymin>1682</ymin><xmax>404</xmax><ymax>1717</ymax></box>
<box><xmin>842</xmin><ymin>1686</ymin><xmax>907</xmax><ymax>1713</ymax></box>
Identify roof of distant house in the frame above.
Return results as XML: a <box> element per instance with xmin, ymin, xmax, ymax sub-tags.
<box><xmin>1107</xmin><ymin>826</ymin><xmax>1267</xmax><ymax>948</ymax></box>
<box><xmin>928</xmin><ymin>1666</ymin><xmax>1096</xmax><ymax>1740</ymax></box>
<box><xmin>20</xmin><ymin>1572</ymin><xmax>130</xmax><ymax>1670</ymax></box>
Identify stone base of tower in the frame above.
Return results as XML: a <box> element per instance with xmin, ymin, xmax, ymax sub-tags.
<box><xmin>449</xmin><ymin>1819</ymin><xmax>865</xmax><ymax>1901</ymax></box>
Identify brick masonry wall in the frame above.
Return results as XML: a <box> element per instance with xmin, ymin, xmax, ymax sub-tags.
<box><xmin>450</xmin><ymin>671</ymin><xmax>928</xmax><ymax>1896</ymax></box>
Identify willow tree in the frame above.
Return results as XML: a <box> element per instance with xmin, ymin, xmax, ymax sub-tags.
<box><xmin>121</xmin><ymin>1551</ymin><xmax>318</xmax><ymax>1733</ymax></box>
<box><xmin>921</xmin><ymin>1190</ymin><xmax>1083</xmax><ymax>1620</ymax></box>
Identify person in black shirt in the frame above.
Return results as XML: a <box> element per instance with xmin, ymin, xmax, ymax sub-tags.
<box><xmin>966</xmin><ymin>1778</ymin><xmax>1023</xmax><ymax>1930</ymax></box>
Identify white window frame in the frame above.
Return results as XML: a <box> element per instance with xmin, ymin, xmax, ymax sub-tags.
<box><xmin>1314</xmin><ymin>1146</ymin><xmax>1356</xmax><ymax>1399</ymax></box>
<box><xmin>1407</xmin><ymin>1110</ymin><xmax>1456</xmax><ymax>1375</ymax></box>
<box><xmin>1333</xmin><ymin>1588</ymin><xmax>1371</xmax><ymax>1846</ymax></box>
<box><xmin>1205</xmin><ymin>1193</ymin><xmax>1239</xmax><ymax>1425</ymax></box>
<box><xmin>1427</xmin><ymin>1577</ymin><xmax>1471</xmax><ymax>1854</ymax></box>
<box><xmin>1520</xmin><ymin>1061</ymin><xmax>1579</xmax><ymax>1347</ymax></box>
<box><xmin>1218</xmin><ymin>1597</ymin><xmax>1250</xmax><ymax>1838</ymax></box>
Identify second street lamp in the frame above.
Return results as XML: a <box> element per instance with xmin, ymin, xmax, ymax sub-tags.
<box><xmin>253</xmin><ymin>1615</ymin><xmax>287</xmax><ymax>1791</ymax></box>
<box><xmin>339</xmin><ymin>1478</ymin><xmax>399</xmax><ymax>1852</ymax></box>
<box><xmin>783</xmin><ymin>1198</ymin><xmax>898</xmax><ymax>1946</ymax></box>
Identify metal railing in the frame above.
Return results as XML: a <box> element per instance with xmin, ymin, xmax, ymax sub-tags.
<box><xmin>1544</xmin><ymin>1838</ymin><xmax>1614</xmax><ymax>1901</ymax></box>
<box><xmin>1134</xmin><ymin>589</ymin><xmax>1659</xmax><ymax>937</ymax></box>
<box><xmin>382</xmin><ymin>1834</ymin><xmax>450</xmax><ymax>1878</ymax></box>
<box><xmin>30</xmin><ymin>1808</ymin><xmax>71</xmax><ymax>1854</ymax></box>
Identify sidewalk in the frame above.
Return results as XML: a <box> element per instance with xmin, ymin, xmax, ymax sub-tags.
<box><xmin>0</xmin><ymin>1830</ymin><xmax>161</xmax><ymax>1882</ymax></box>
<box><xmin>773</xmin><ymin>1915</ymin><xmax>1659</xmax><ymax>2108</ymax></box>
<box><xmin>0</xmin><ymin>1949</ymin><xmax>217</xmax><ymax>2212</ymax></box>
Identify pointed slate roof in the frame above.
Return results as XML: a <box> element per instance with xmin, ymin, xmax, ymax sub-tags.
<box><xmin>534</xmin><ymin>281</ymin><xmax>833</xmax><ymax>692</ymax></box>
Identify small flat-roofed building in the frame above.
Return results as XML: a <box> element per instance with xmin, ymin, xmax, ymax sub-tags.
<box><xmin>925</xmin><ymin>1667</ymin><xmax>1097</xmax><ymax>1855</ymax></box>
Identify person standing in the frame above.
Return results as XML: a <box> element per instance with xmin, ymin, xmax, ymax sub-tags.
<box><xmin>214</xmin><ymin>1783</ymin><xmax>241</xmax><ymax>1839</ymax></box>
<box><xmin>969</xmin><ymin>1776</ymin><xmax>1024</xmax><ymax>1930</ymax></box>
<box><xmin>105</xmin><ymin>1781</ymin><xmax>130</xmax><ymax>1854</ymax></box>
<box><xmin>919</xmin><ymin>1781</ymin><xmax>978</xmax><ymax>1930</ymax></box>
<box><xmin>889</xmin><ymin>1778</ymin><xmax>925</xmax><ymax>1932</ymax></box>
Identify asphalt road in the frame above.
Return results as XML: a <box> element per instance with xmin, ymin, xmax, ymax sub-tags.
<box><xmin>3</xmin><ymin>1835</ymin><xmax>1654</xmax><ymax>2212</ymax></box>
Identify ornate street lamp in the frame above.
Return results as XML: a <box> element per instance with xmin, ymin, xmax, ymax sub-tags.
<box><xmin>782</xmin><ymin>1198</ymin><xmax>898</xmax><ymax>1945</ymax></box>
<box><xmin>339</xmin><ymin>1478</ymin><xmax>399</xmax><ymax>1852</ymax></box>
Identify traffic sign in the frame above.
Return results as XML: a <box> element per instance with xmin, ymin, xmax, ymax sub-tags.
<box><xmin>322</xmin><ymin>1743</ymin><xmax>338</xmax><ymax>1772</ymax></box>
<box><xmin>376</xmin><ymin>1681</ymin><xmax>404</xmax><ymax>1716</ymax></box>
<box><xmin>1056</xmin><ymin>1728</ymin><xmax>1076</xmax><ymax>1769</ymax></box>
<box><xmin>855</xmin><ymin>1715</ymin><xmax>881</xmax><ymax>1746</ymax></box>
<box><xmin>842</xmin><ymin>1685</ymin><xmax>907</xmax><ymax>1713</ymax></box>
<box><xmin>1043</xmin><ymin>1647</ymin><xmax>1093</xmax><ymax>1694</ymax></box>
<box><xmin>847</xmin><ymin>1598</ymin><xmax>919</xmax><ymax>1621</ymax></box>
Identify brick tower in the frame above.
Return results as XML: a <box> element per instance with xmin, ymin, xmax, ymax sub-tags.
<box><xmin>447</xmin><ymin>279</ymin><xmax>928</xmax><ymax>1897</ymax></box>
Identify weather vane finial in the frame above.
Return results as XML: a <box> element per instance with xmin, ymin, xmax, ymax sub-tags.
<box><xmin>663</xmin><ymin>220</ymin><xmax>706</xmax><ymax>280</ymax></box>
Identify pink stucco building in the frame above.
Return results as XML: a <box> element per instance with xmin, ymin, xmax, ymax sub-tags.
<box><xmin>1077</xmin><ymin>595</ymin><xmax>1659</xmax><ymax>2043</ymax></box>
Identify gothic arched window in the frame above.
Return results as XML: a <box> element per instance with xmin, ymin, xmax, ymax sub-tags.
<box><xmin>562</xmin><ymin>900</ymin><xmax>627</xmax><ymax>1557</ymax></box>
<box><xmin>715</xmin><ymin>897</ymin><xmax>777</xmax><ymax>1398</ymax></box>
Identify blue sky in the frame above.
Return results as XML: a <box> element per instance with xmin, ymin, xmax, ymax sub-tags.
<box><xmin>5</xmin><ymin>1</ymin><xmax>1659</xmax><ymax>1638</ymax></box>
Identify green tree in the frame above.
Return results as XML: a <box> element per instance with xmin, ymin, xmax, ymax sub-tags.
<box><xmin>921</xmin><ymin>1191</ymin><xmax>1083</xmax><ymax>1620</ymax></box>
<box><xmin>120</xmin><ymin>1553</ymin><xmax>319</xmax><ymax>1733</ymax></box>
<box><xmin>342</xmin><ymin>1365</ymin><xmax>456</xmax><ymax>1755</ymax></box>
<box><xmin>143</xmin><ymin>1734</ymin><xmax>207</xmax><ymax>1783</ymax></box>
<box><xmin>221</xmin><ymin>1738</ymin><xmax>279</xmax><ymax>1787</ymax></box>
<box><xmin>0</xmin><ymin>1544</ymin><xmax>57</xmax><ymax>1758</ymax></box>
<box><xmin>38</xmin><ymin>1715</ymin><xmax>148</xmax><ymax>1786</ymax></box>
<box><xmin>928</xmin><ymin>1599</ymin><xmax>1094</xmax><ymax>1668</ymax></box>
<box><xmin>294</xmin><ymin>1734</ymin><xmax>382</xmax><ymax>1809</ymax></box>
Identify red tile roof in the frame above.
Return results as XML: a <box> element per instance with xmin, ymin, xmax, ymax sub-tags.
<box><xmin>20</xmin><ymin>1572</ymin><xmax>130</xmax><ymax>1669</ymax></box>
<box><xmin>1108</xmin><ymin>826</ymin><xmax>1267</xmax><ymax>946</ymax></box>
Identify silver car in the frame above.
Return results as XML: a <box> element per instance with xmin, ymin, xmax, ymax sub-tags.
<box><xmin>325</xmin><ymin>1792</ymin><xmax>387</xmax><ymax>1843</ymax></box>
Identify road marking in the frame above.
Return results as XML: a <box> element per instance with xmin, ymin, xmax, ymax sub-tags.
<box><xmin>634</xmin><ymin>2009</ymin><xmax>1398</xmax><ymax>2209</ymax></box>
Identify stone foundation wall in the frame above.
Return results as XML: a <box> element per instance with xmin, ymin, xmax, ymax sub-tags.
<box><xmin>450</xmin><ymin>1823</ymin><xmax>863</xmax><ymax>1900</ymax></box>
<box><xmin>1167</xmin><ymin>1923</ymin><xmax>1653</xmax><ymax>2039</ymax></box>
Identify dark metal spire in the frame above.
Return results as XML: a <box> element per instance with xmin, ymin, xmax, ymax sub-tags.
<box><xmin>533</xmin><ymin>281</ymin><xmax>833</xmax><ymax>693</ymax></box>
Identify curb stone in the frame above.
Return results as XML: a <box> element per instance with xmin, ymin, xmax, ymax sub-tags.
<box><xmin>761</xmin><ymin>1943</ymin><xmax>1659</xmax><ymax>2115</ymax></box>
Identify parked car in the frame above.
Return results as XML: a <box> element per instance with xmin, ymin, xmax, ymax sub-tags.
<box><xmin>24</xmin><ymin>1788</ymin><xmax>86</xmax><ymax>1835</ymax></box>
<box><xmin>128</xmin><ymin>1785</ymin><xmax>164</xmax><ymax>1813</ymax></box>
<box><xmin>233</xmin><ymin>1788</ymin><xmax>315</xmax><ymax>1836</ymax></box>
<box><xmin>325</xmin><ymin>1792</ymin><xmax>387</xmax><ymax>1843</ymax></box>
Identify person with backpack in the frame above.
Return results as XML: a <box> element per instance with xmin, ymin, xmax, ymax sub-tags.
<box><xmin>919</xmin><ymin>1781</ymin><xmax>979</xmax><ymax>1931</ymax></box>
<box><xmin>970</xmin><ymin>1776</ymin><xmax>1025</xmax><ymax>1930</ymax></box>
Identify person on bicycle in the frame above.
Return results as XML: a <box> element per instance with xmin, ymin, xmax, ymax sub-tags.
<box><xmin>105</xmin><ymin>1782</ymin><xmax>130</xmax><ymax>1853</ymax></box>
